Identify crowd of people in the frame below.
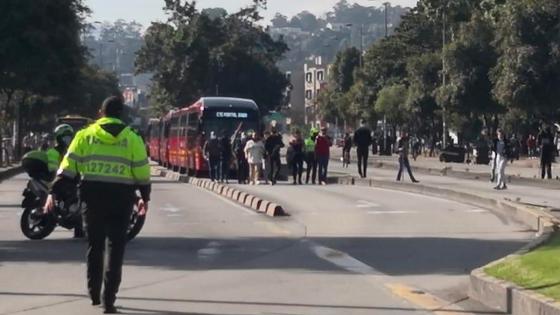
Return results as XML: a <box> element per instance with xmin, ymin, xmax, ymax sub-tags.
<box><xmin>202</xmin><ymin>120</ymin><xmax>559</xmax><ymax>189</ymax></box>
<box><xmin>203</xmin><ymin>125</ymin><xmax>334</xmax><ymax>186</ymax></box>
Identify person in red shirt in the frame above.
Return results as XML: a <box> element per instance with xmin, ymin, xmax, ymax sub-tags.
<box><xmin>315</xmin><ymin>127</ymin><xmax>332</xmax><ymax>185</ymax></box>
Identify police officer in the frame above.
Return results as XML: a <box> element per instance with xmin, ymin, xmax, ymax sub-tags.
<box><xmin>44</xmin><ymin>96</ymin><xmax>151</xmax><ymax>313</ymax></box>
<box><xmin>46</xmin><ymin>124</ymin><xmax>86</xmax><ymax>238</ymax></box>
<box><xmin>46</xmin><ymin>124</ymin><xmax>75</xmax><ymax>174</ymax></box>
<box><xmin>304</xmin><ymin>128</ymin><xmax>318</xmax><ymax>184</ymax></box>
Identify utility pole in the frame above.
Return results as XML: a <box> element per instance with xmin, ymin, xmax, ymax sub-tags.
<box><xmin>383</xmin><ymin>2</ymin><xmax>390</xmax><ymax>155</ymax></box>
<box><xmin>442</xmin><ymin>11</ymin><xmax>447</xmax><ymax>149</ymax></box>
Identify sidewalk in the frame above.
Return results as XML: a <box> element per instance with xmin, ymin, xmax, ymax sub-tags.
<box><xmin>328</xmin><ymin>160</ymin><xmax>560</xmax><ymax>221</ymax></box>
<box><xmin>0</xmin><ymin>163</ymin><xmax>22</xmax><ymax>182</ymax></box>
<box><xmin>331</xmin><ymin>148</ymin><xmax>560</xmax><ymax>189</ymax></box>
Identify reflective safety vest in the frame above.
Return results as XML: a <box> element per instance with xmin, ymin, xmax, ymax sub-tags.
<box><xmin>58</xmin><ymin>117</ymin><xmax>150</xmax><ymax>185</ymax></box>
<box><xmin>304</xmin><ymin>137</ymin><xmax>316</xmax><ymax>153</ymax></box>
<box><xmin>46</xmin><ymin>148</ymin><xmax>62</xmax><ymax>173</ymax></box>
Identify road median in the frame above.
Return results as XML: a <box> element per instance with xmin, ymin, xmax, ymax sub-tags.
<box><xmin>329</xmin><ymin>173</ymin><xmax>560</xmax><ymax>315</ymax></box>
<box><xmin>151</xmin><ymin>166</ymin><xmax>287</xmax><ymax>217</ymax></box>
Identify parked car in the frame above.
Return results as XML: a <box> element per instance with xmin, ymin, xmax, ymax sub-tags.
<box><xmin>439</xmin><ymin>145</ymin><xmax>466</xmax><ymax>163</ymax></box>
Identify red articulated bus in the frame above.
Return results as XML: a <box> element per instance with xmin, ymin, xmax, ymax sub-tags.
<box><xmin>146</xmin><ymin>118</ymin><xmax>161</xmax><ymax>163</ymax></box>
<box><xmin>153</xmin><ymin>97</ymin><xmax>260</xmax><ymax>176</ymax></box>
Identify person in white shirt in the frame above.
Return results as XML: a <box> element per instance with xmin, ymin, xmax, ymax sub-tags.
<box><xmin>244</xmin><ymin>133</ymin><xmax>266</xmax><ymax>185</ymax></box>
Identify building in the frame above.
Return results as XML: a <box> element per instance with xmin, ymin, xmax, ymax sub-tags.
<box><xmin>269</xmin><ymin>27</ymin><xmax>311</xmax><ymax>39</ymax></box>
<box><xmin>284</xmin><ymin>70</ymin><xmax>305</xmax><ymax>126</ymax></box>
<box><xmin>304</xmin><ymin>56</ymin><xmax>329</xmax><ymax>126</ymax></box>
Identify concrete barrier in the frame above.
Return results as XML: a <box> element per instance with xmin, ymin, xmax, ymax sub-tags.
<box><xmin>266</xmin><ymin>203</ymin><xmax>285</xmax><ymax>217</ymax></box>
<box><xmin>258</xmin><ymin>200</ymin><xmax>270</xmax><ymax>213</ymax></box>
<box><xmin>244</xmin><ymin>195</ymin><xmax>254</xmax><ymax>207</ymax></box>
<box><xmin>232</xmin><ymin>190</ymin><xmax>241</xmax><ymax>201</ymax></box>
<box><xmin>251</xmin><ymin>197</ymin><xmax>261</xmax><ymax>210</ymax></box>
<box><xmin>238</xmin><ymin>192</ymin><xmax>248</xmax><ymax>203</ymax></box>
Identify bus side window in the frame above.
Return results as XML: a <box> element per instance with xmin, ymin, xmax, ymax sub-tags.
<box><xmin>181</xmin><ymin>114</ymin><xmax>188</xmax><ymax>137</ymax></box>
<box><xmin>164</xmin><ymin>122</ymin><xmax>170</xmax><ymax>138</ymax></box>
<box><xmin>187</xmin><ymin>113</ymin><xmax>199</xmax><ymax>137</ymax></box>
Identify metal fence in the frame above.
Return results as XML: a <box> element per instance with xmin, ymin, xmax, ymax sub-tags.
<box><xmin>1</xmin><ymin>138</ymin><xmax>14</xmax><ymax>167</ymax></box>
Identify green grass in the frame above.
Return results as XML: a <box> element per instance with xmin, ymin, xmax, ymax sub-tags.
<box><xmin>486</xmin><ymin>233</ymin><xmax>560</xmax><ymax>300</ymax></box>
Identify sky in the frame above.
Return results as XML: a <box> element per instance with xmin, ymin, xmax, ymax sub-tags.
<box><xmin>86</xmin><ymin>0</ymin><xmax>419</xmax><ymax>27</ymax></box>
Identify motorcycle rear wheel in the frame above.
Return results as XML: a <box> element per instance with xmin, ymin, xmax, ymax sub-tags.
<box><xmin>20</xmin><ymin>207</ymin><xmax>56</xmax><ymax>240</ymax></box>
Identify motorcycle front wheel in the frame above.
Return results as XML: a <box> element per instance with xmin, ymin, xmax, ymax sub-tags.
<box><xmin>20</xmin><ymin>207</ymin><xmax>56</xmax><ymax>240</ymax></box>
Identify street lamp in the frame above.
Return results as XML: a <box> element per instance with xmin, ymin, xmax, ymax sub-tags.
<box><xmin>369</xmin><ymin>0</ymin><xmax>391</xmax><ymax>154</ymax></box>
<box><xmin>345</xmin><ymin>23</ymin><xmax>364</xmax><ymax>68</ymax></box>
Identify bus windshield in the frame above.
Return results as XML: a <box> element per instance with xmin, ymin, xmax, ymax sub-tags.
<box><xmin>202</xmin><ymin>109</ymin><xmax>259</xmax><ymax>138</ymax></box>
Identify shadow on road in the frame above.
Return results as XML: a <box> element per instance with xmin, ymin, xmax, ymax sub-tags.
<box><xmin>0</xmin><ymin>291</ymin><xmax>504</xmax><ymax>314</ymax></box>
<box><xmin>0</xmin><ymin>236</ymin><xmax>527</xmax><ymax>276</ymax></box>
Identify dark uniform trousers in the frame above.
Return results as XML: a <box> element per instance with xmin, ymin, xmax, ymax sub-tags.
<box><xmin>82</xmin><ymin>187</ymin><xmax>134</xmax><ymax>306</ymax></box>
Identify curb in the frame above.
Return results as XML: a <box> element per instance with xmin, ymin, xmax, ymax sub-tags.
<box><xmin>0</xmin><ymin>165</ymin><xmax>23</xmax><ymax>183</ymax></box>
<box><xmin>331</xmin><ymin>157</ymin><xmax>560</xmax><ymax>189</ymax></box>
<box><xmin>469</xmin><ymin>231</ymin><xmax>560</xmax><ymax>315</ymax></box>
<box><xmin>151</xmin><ymin>165</ymin><xmax>287</xmax><ymax>217</ymax></box>
<box><xmin>331</xmin><ymin>174</ymin><xmax>560</xmax><ymax>314</ymax></box>
<box><xmin>188</xmin><ymin>177</ymin><xmax>287</xmax><ymax>217</ymax></box>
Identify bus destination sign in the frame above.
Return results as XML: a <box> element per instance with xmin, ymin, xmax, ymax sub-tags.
<box><xmin>216</xmin><ymin>112</ymin><xmax>249</xmax><ymax>119</ymax></box>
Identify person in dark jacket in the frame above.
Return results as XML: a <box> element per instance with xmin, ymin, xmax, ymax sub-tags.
<box><xmin>289</xmin><ymin>130</ymin><xmax>304</xmax><ymax>184</ymax></box>
<box><xmin>353</xmin><ymin>120</ymin><xmax>372</xmax><ymax>178</ymax></box>
<box><xmin>396</xmin><ymin>132</ymin><xmax>419</xmax><ymax>183</ymax></box>
<box><xmin>219</xmin><ymin>133</ymin><xmax>232</xmax><ymax>184</ymax></box>
<box><xmin>342</xmin><ymin>132</ymin><xmax>352</xmax><ymax>168</ymax></box>
<box><xmin>264</xmin><ymin>127</ymin><xmax>284</xmax><ymax>185</ymax></box>
<box><xmin>203</xmin><ymin>132</ymin><xmax>220</xmax><ymax>182</ymax></box>
<box><xmin>538</xmin><ymin>126</ymin><xmax>555</xmax><ymax>179</ymax></box>
<box><xmin>492</xmin><ymin>128</ymin><xmax>510</xmax><ymax>190</ymax></box>
<box><xmin>232</xmin><ymin>127</ymin><xmax>249</xmax><ymax>184</ymax></box>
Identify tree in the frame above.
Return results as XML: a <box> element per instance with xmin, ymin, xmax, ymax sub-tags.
<box><xmin>331</xmin><ymin>47</ymin><xmax>361</xmax><ymax>93</ymax></box>
<box><xmin>84</xmin><ymin>19</ymin><xmax>144</xmax><ymax>74</ymax></box>
<box><xmin>271</xmin><ymin>13</ymin><xmax>289</xmax><ymax>27</ymax></box>
<box><xmin>406</xmin><ymin>52</ymin><xmax>441</xmax><ymax>136</ymax></box>
<box><xmin>295</xmin><ymin>11</ymin><xmax>319</xmax><ymax>32</ymax></box>
<box><xmin>0</xmin><ymin>0</ymin><xmax>89</xmax><ymax>157</ymax></box>
<box><xmin>443</xmin><ymin>11</ymin><xmax>501</xmax><ymax>139</ymax></box>
<box><xmin>491</xmin><ymin>0</ymin><xmax>560</xmax><ymax>121</ymax></box>
<box><xmin>0</xmin><ymin>0</ymin><xmax>88</xmax><ymax>107</ymax></box>
<box><xmin>375</xmin><ymin>84</ymin><xmax>410</xmax><ymax>129</ymax></box>
<box><xmin>136</xmin><ymin>0</ymin><xmax>289</xmax><ymax>114</ymax></box>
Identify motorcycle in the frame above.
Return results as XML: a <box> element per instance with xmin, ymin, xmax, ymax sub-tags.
<box><xmin>20</xmin><ymin>162</ymin><xmax>145</xmax><ymax>241</ymax></box>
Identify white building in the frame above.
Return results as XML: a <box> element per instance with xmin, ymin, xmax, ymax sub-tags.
<box><xmin>304</xmin><ymin>56</ymin><xmax>329</xmax><ymax>126</ymax></box>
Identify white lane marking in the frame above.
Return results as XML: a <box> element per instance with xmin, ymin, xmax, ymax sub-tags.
<box><xmin>166</xmin><ymin>214</ymin><xmax>183</xmax><ymax>217</ymax></box>
<box><xmin>310</xmin><ymin>243</ymin><xmax>381</xmax><ymax>275</ymax></box>
<box><xmin>195</xmin><ymin>186</ymin><xmax>257</xmax><ymax>216</ymax></box>
<box><xmin>356</xmin><ymin>200</ymin><xmax>381</xmax><ymax>208</ymax></box>
<box><xmin>367</xmin><ymin>210</ymin><xmax>418</xmax><ymax>214</ymax></box>
<box><xmin>161</xmin><ymin>203</ymin><xmax>180</xmax><ymax>213</ymax></box>
<box><xmin>197</xmin><ymin>241</ymin><xmax>223</xmax><ymax>260</ymax></box>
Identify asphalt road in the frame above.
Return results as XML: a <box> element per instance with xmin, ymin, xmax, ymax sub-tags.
<box><xmin>0</xmin><ymin>172</ymin><xmax>532</xmax><ymax>315</ymax></box>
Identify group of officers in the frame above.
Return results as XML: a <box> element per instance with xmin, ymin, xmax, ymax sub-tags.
<box><xmin>24</xmin><ymin>96</ymin><xmax>151</xmax><ymax>314</ymax></box>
